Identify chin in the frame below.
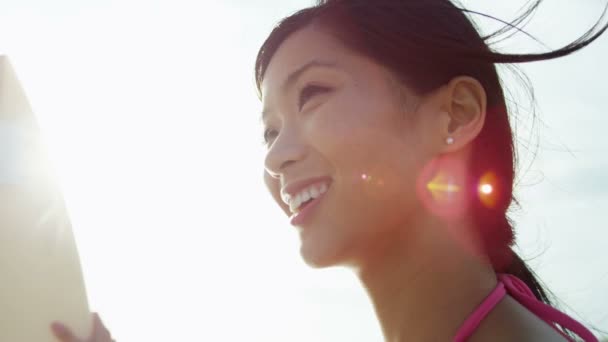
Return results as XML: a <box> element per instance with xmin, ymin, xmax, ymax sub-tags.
<box><xmin>299</xmin><ymin>237</ymin><xmax>346</xmax><ymax>269</ymax></box>
<box><xmin>302</xmin><ymin>256</ymin><xmax>342</xmax><ymax>269</ymax></box>
<box><xmin>298</xmin><ymin>229</ymin><xmax>360</xmax><ymax>269</ymax></box>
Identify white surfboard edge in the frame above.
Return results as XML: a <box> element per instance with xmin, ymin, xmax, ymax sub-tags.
<box><xmin>0</xmin><ymin>55</ymin><xmax>93</xmax><ymax>341</ymax></box>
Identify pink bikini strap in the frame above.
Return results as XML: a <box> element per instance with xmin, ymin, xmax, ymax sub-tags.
<box><xmin>498</xmin><ymin>274</ymin><xmax>598</xmax><ymax>342</ymax></box>
<box><xmin>453</xmin><ymin>273</ymin><xmax>598</xmax><ymax>342</ymax></box>
<box><xmin>453</xmin><ymin>280</ymin><xmax>506</xmax><ymax>342</ymax></box>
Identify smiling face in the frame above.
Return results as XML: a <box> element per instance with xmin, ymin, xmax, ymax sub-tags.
<box><xmin>261</xmin><ymin>25</ymin><xmax>447</xmax><ymax>268</ymax></box>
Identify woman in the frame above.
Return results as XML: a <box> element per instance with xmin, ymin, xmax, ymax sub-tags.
<box><xmin>53</xmin><ymin>0</ymin><xmax>607</xmax><ymax>341</ymax></box>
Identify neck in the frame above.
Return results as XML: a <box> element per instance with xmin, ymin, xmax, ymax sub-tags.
<box><xmin>353</xmin><ymin>216</ymin><xmax>497</xmax><ymax>342</ymax></box>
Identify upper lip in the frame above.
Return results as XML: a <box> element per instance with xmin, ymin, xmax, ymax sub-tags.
<box><xmin>281</xmin><ymin>176</ymin><xmax>333</xmax><ymax>204</ymax></box>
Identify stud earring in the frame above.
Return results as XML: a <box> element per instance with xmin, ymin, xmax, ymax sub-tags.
<box><xmin>446</xmin><ymin>137</ymin><xmax>455</xmax><ymax>145</ymax></box>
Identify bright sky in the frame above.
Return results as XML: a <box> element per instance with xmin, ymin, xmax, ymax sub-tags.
<box><xmin>1</xmin><ymin>0</ymin><xmax>606</xmax><ymax>340</ymax></box>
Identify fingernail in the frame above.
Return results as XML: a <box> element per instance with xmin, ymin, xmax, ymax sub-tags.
<box><xmin>51</xmin><ymin>322</ymin><xmax>68</xmax><ymax>337</ymax></box>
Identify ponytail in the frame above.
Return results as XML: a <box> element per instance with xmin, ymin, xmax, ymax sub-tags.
<box><xmin>501</xmin><ymin>248</ymin><xmax>585</xmax><ymax>339</ymax></box>
<box><xmin>475</xmin><ymin>205</ymin><xmax>553</xmax><ymax>305</ymax></box>
<box><xmin>503</xmin><ymin>248</ymin><xmax>552</xmax><ymax>305</ymax></box>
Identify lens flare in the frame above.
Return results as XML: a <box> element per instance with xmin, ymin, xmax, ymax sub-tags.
<box><xmin>480</xmin><ymin>184</ymin><xmax>493</xmax><ymax>195</ymax></box>
<box><xmin>426</xmin><ymin>171</ymin><xmax>461</xmax><ymax>201</ymax></box>
<box><xmin>478</xmin><ymin>172</ymin><xmax>499</xmax><ymax>208</ymax></box>
<box><xmin>356</xmin><ymin>171</ymin><xmax>387</xmax><ymax>200</ymax></box>
<box><xmin>416</xmin><ymin>157</ymin><xmax>469</xmax><ymax>221</ymax></box>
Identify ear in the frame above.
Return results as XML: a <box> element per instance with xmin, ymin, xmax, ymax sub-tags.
<box><xmin>439</xmin><ymin>76</ymin><xmax>487</xmax><ymax>152</ymax></box>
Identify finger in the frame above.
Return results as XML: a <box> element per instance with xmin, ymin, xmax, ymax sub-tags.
<box><xmin>92</xmin><ymin>313</ymin><xmax>113</xmax><ymax>341</ymax></box>
<box><xmin>51</xmin><ymin>322</ymin><xmax>80</xmax><ymax>342</ymax></box>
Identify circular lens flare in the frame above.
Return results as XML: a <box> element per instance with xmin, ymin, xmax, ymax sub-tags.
<box><xmin>478</xmin><ymin>172</ymin><xmax>499</xmax><ymax>208</ymax></box>
<box><xmin>480</xmin><ymin>184</ymin><xmax>493</xmax><ymax>195</ymax></box>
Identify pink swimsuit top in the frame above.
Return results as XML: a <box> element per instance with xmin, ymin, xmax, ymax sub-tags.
<box><xmin>453</xmin><ymin>273</ymin><xmax>598</xmax><ymax>342</ymax></box>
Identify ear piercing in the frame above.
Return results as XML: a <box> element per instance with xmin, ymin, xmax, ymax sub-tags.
<box><xmin>446</xmin><ymin>137</ymin><xmax>455</xmax><ymax>145</ymax></box>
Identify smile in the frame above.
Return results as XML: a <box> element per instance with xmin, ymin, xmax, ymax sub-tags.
<box><xmin>281</xmin><ymin>178</ymin><xmax>332</xmax><ymax>214</ymax></box>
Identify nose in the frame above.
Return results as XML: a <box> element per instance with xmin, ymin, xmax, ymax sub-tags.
<box><xmin>264</xmin><ymin>126</ymin><xmax>308</xmax><ymax>178</ymax></box>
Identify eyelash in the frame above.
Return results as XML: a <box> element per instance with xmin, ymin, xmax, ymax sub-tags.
<box><xmin>298</xmin><ymin>84</ymin><xmax>331</xmax><ymax>110</ymax></box>
<box><xmin>263</xmin><ymin>128</ymin><xmax>278</xmax><ymax>146</ymax></box>
<box><xmin>262</xmin><ymin>84</ymin><xmax>332</xmax><ymax>146</ymax></box>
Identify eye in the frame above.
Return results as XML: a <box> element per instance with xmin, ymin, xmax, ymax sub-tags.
<box><xmin>298</xmin><ymin>84</ymin><xmax>331</xmax><ymax>110</ymax></box>
<box><xmin>263</xmin><ymin>128</ymin><xmax>279</xmax><ymax>146</ymax></box>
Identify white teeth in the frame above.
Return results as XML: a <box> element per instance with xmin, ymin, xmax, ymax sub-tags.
<box><xmin>301</xmin><ymin>190</ymin><xmax>311</xmax><ymax>203</ymax></box>
<box><xmin>319</xmin><ymin>183</ymin><xmax>328</xmax><ymax>193</ymax></box>
<box><xmin>284</xmin><ymin>182</ymin><xmax>330</xmax><ymax>213</ymax></box>
<box><xmin>290</xmin><ymin>196</ymin><xmax>301</xmax><ymax>213</ymax></box>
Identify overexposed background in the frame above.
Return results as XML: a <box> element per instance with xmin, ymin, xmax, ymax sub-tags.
<box><xmin>0</xmin><ymin>0</ymin><xmax>606</xmax><ymax>340</ymax></box>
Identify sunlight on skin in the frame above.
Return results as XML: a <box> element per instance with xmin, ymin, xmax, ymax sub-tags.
<box><xmin>1</xmin><ymin>0</ymin><xmax>606</xmax><ymax>340</ymax></box>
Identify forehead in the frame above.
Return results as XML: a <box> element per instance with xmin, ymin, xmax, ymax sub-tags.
<box><xmin>260</xmin><ymin>26</ymin><xmax>351</xmax><ymax>98</ymax></box>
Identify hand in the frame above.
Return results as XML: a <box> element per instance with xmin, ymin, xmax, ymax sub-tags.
<box><xmin>51</xmin><ymin>313</ymin><xmax>115</xmax><ymax>342</ymax></box>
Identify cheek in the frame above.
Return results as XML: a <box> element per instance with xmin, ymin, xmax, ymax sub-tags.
<box><xmin>310</xmin><ymin>94</ymin><xmax>422</xmax><ymax>228</ymax></box>
<box><xmin>314</xmin><ymin>88</ymin><xmax>418</xmax><ymax>185</ymax></box>
<box><xmin>264</xmin><ymin>170</ymin><xmax>290</xmax><ymax>215</ymax></box>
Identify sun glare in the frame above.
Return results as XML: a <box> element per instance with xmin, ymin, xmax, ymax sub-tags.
<box><xmin>480</xmin><ymin>183</ymin><xmax>493</xmax><ymax>195</ymax></box>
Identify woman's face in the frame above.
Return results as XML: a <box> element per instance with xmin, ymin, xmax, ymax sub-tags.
<box><xmin>261</xmin><ymin>26</ymin><xmax>445</xmax><ymax>267</ymax></box>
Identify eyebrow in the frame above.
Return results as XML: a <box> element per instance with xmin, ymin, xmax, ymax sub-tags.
<box><xmin>261</xmin><ymin>60</ymin><xmax>338</xmax><ymax>122</ymax></box>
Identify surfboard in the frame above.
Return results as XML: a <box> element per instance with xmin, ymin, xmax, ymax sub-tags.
<box><xmin>0</xmin><ymin>55</ymin><xmax>92</xmax><ymax>341</ymax></box>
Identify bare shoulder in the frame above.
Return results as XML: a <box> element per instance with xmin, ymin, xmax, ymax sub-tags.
<box><xmin>468</xmin><ymin>295</ymin><xmax>570</xmax><ymax>342</ymax></box>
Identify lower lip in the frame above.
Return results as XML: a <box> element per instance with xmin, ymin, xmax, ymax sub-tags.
<box><xmin>290</xmin><ymin>190</ymin><xmax>328</xmax><ymax>226</ymax></box>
